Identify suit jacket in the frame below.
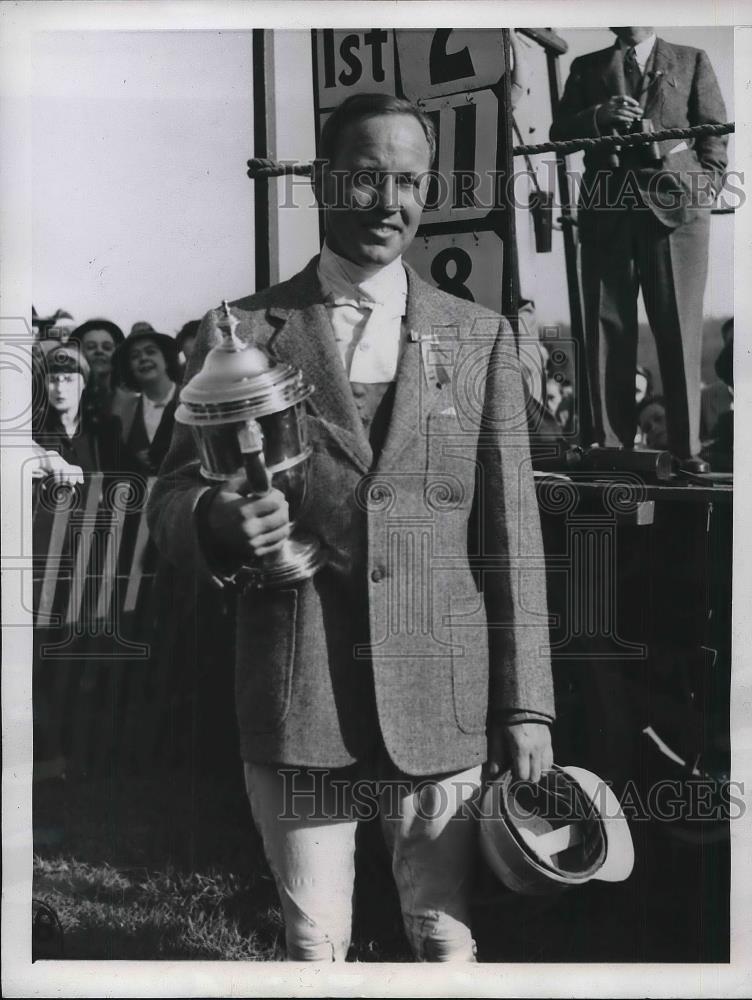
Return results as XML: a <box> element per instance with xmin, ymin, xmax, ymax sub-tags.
<box><xmin>147</xmin><ymin>258</ymin><xmax>554</xmax><ymax>775</ymax></box>
<box><xmin>551</xmin><ymin>37</ymin><xmax>728</xmax><ymax>231</ymax></box>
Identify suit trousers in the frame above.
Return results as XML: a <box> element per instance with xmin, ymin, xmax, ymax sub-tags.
<box><xmin>581</xmin><ymin>204</ymin><xmax>710</xmax><ymax>457</ymax></box>
<box><xmin>244</xmin><ymin>756</ymin><xmax>483</xmax><ymax>961</ymax></box>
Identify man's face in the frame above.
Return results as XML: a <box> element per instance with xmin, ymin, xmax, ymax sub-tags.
<box><xmin>610</xmin><ymin>27</ymin><xmax>655</xmax><ymax>45</ymax></box>
<box><xmin>546</xmin><ymin>377</ymin><xmax>563</xmax><ymax>414</ymax></box>
<box><xmin>319</xmin><ymin>113</ymin><xmax>432</xmax><ymax>268</ymax></box>
<box><xmin>639</xmin><ymin>401</ymin><xmax>668</xmax><ymax>449</ymax></box>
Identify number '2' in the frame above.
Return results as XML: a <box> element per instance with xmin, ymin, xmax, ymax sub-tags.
<box><xmin>429</xmin><ymin>30</ymin><xmax>475</xmax><ymax>86</ymax></box>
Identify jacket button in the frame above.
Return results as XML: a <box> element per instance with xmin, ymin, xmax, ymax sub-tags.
<box><xmin>371</xmin><ymin>567</ymin><xmax>385</xmax><ymax>583</ymax></box>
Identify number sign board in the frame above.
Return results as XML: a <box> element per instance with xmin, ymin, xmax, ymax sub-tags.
<box><xmin>405</xmin><ymin>231</ymin><xmax>504</xmax><ymax>314</ymax></box>
<box><xmin>395</xmin><ymin>29</ymin><xmax>505</xmax><ymax>102</ymax></box>
<box><xmin>311</xmin><ymin>28</ymin><xmax>510</xmax><ymax>313</ymax></box>
<box><xmin>315</xmin><ymin>29</ymin><xmax>397</xmax><ymax>111</ymax></box>
<box><xmin>419</xmin><ymin>88</ymin><xmax>499</xmax><ymax>224</ymax></box>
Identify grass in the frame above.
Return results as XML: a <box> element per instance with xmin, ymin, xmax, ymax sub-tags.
<box><xmin>32</xmin><ymin>769</ymin><xmax>285</xmax><ymax>960</ymax></box>
<box><xmin>32</xmin><ymin>767</ymin><xmax>409</xmax><ymax>962</ymax></box>
<box><xmin>32</xmin><ymin>762</ymin><xmax>730</xmax><ymax>964</ymax></box>
<box><xmin>34</xmin><ymin>857</ymin><xmax>283</xmax><ymax>960</ymax></box>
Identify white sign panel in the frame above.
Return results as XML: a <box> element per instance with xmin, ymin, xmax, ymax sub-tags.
<box><xmin>396</xmin><ymin>29</ymin><xmax>505</xmax><ymax>102</ymax></box>
<box><xmin>419</xmin><ymin>88</ymin><xmax>499</xmax><ymax>225</ymax></box>
<box><xmin>405</xmin><ymin>230</ymin><xmax>504</xmax><ymax>314</ymax></box>
<box><xmin>315</xmin><ymin>29</ymin><xmax>396</xmax><ymax>111</ymax></box>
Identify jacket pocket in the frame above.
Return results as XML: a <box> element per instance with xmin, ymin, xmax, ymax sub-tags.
<box><xmin>448</xmin><ymin>592</ymin><xmax>490</xmax><ymax>734</ymax></box>
<box><xmin>424</xmin><ymin>411</ymin><xmax>476</xmax><ymax>516</ymax></box>
<box><xmin>235</xmin><ymin>587</ymin><xmax>297</xmax><ymax>732</ymax></box>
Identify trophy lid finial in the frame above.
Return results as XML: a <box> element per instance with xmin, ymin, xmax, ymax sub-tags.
<box><xmin>177</xmin><ymin>298</ymin><xmax>300</xmax><ymax>422</ymax></box>
<box><xmin>215</xmin><ymin>300</ymin><xmax>245</xmax><ymax>352</ymax></box>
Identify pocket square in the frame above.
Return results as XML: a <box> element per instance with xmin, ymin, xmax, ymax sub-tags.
<box><xmin>439</xmin><ymin>406</ymin><xmax>458</xmax><ymax>417</ymax></box>
<box><xmin>667</xmin><ymin>140</ymin><xmax>689</xmax><ymax>155</ymax></box>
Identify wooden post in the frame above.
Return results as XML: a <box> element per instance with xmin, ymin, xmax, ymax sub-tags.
<box><xmin>499</xmin><ymin>29</ymin><xmax>520</xmax><ymax>322</ymax></box>
<box><xmin>252</xmin><ymin>29</ymin><xmax>279</xmax><ymax>290</ymax></box>
<box><xmin>544</xmin><ymin>41</ymin><xmax>594</xmax><ymax>445</ymax></box>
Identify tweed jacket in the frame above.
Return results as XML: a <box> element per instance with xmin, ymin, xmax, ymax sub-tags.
<box><xmin>147</xmin><ymin>258</ymin><xmax>554</xmax><ymax>775</ymax></box>
<box><xmin>551</xmin><ymin>37</ymin><xmax>728</xmax><ymax>231</ymax></box>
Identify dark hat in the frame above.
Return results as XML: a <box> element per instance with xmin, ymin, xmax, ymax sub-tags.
<box><xmin>176</xmin><ymin>319</ymin><xmax>201</xmax><ymax>352</ymax></box>
<box><xmin>36</xmin><ymin>339</ymin><xmax>91</xmax><ymax>380</ymax></box>
<box><xmin>130</xmin><ymin>320</ymin><xmax>157</xmax><ymax>336</ymax></box>
<box><xmin>114</xmin><ymin>325</ymin><xmax>180</xmax><ymax>390</ymax></box>
<box><xmin>71</xmin><ymin>318</ymin><xmax>125</xmax><ymax>346</ymax></box>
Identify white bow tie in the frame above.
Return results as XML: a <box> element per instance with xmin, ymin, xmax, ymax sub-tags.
<box><xmin>327</xmin><ymin>292</ymin><xmax>372</xmax><ymax>310</ymax></box>
<box><xmin>326</xmin><ymin>288</ymin><xmax>406</xmax><ymax>315</ymax></box>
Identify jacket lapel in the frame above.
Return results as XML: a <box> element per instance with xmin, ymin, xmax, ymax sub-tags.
<box><xmin>264</xmin><ymin>258</ymin><xmax>454</xmax><ymax>475</ymax></box>
<box><xmin>376</xmin><ymin>266</ymin><xmax>449</xmax><ymax>472</ymax></box>
<box><xmin>598</xmin><ymin>38</ymin><xmax>672</xmax><ymax>124</ymax></box>
<box><xmin>643</xmin><ymin>38</ymin><xmax>674</xmax><ymax>119</ymax></box>
<box><xmin>601</xmin><ymin>43</ymin><xmax>625</xmax><ymax>96</ymax></box>
<box><xmin>266</xmin><ymin>260</ymin><xmax>373</xmax><ymax>473</ymax></box>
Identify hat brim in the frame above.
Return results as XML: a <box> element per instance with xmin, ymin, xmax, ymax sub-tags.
<box><xmin>561</xmin><ymin>765</ymin><xmax>635</xmax><ymax>883</ymax></box>
<box><xmin>120</xmin><ymin>330</ymin><xmax>177</xmax><ymax>354</ymax></box>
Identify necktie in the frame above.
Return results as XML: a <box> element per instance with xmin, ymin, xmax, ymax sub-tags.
<box><xmin>624</xmin><ymin>46</ymin><xmax>642</xmax><ymax>99</ymax></box>
<box><xmin>318</xmin><ymin>244</ymin><xmax>407</xmax><ymax>382</ymax></box>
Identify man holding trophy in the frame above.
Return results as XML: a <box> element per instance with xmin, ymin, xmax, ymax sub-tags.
<box><xmin>148</xmin><ymin>93</ymin><xmax>554</xmax><ymax>962</ymax></box>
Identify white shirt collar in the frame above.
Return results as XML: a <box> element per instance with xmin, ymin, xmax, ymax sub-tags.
<box><xmin>618</xmin><ymin>33</ymin><xmax>656</xmax><ymax>71</ymax></box>
<box><xmin>142</xmin><ymin>383</ymin><xmax>176</xmax><ymax>411</ymax></box>
<box><xmin>318</xmin><ymin>241</ymin><xmax>407</xmax><ymax>311</ymax></box>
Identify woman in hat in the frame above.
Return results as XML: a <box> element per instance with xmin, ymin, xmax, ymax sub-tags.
<box><xmin>32</xmin><ymin>339</ymin><xmax>132</xmax><ymax>475</ymax></box>
<box><xmin>70</xmin><ymin>318</ymin><xmax>139</xmax><ymax>425</ymax></box>
<box><xmin>114</xmin><ymin>324</ymin><xmax>180</xmax><ymax>476</ymax></box>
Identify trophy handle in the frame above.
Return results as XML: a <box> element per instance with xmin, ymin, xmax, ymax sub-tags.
<box><xmin>237</xmin><ymin>417</ymin><xmax>271</xmax><ymax>497</ymax></box>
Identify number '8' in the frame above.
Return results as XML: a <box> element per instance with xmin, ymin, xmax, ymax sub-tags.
<box><xmin>430</xmin><ymin>247</ymin><xmax>475</xmax><ymax>301</ymax></box>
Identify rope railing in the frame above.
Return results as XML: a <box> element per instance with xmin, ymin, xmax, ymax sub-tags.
<box><xmin>514</xmin><ymin>121</ymin><xmax>734</xmax><ymax>157</ymax></box>
<box><xmin>246</xmin><ymin>121</ymin><xmax>735</xmax><ymax>179</ymax></box>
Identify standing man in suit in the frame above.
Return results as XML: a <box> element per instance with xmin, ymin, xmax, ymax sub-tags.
<box><xmin>551</xmin><ymin>27</ymin><xmax>728</xmax><ymax>472</ymax></box>
<box><xmin>148</xmin><ymin>93</ymin><xmax>554</xmax><ymax>962</ymax></box>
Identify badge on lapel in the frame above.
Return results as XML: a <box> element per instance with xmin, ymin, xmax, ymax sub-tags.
<box><xmin>409</xmin><ymin>328</ymin><xmax>453</xmax><ymax>389</ymax></box>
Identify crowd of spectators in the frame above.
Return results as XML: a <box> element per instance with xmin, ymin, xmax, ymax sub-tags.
<box><xmin>632</xmin><ymin>318</ymin><xmax>733</xmax><ymax>471</ymax></box>
<box><xmin>30</xmin><ymin>306</ymin><xmax>735</xmax><ymax>484</ymax></box>
<box><xmin>31</xmin><ymin>307</ymin><xmax>200</xmax><ymax>486</ymax></box>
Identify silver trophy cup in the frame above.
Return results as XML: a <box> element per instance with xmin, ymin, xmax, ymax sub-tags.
<box><xmin>175</xmin><ymin>301</ymin><xmax>326</xmax><ymax>589</ymax></box>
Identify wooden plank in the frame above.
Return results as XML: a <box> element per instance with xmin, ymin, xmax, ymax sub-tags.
<box><xmin>94</xmin><ymin>481</ymin><xmax>130</xmax><ymax>623</ymax></box>
<box><xmin>64</xmin><ymin>472</ymin><xmax>103</xmax><ymax>626</ymax></box>
<box><xmin>36</xmin><ymin>490</ymin><xmax>74</xmax><ymax>625</ymax></box>
<box><xmin>517</xmin><ymin>28</ymin><xmax>568</xmax><ymax>56</ymax></box>
<box><xmin>252</xmin><ymin>29</ymin><xmax>279</xmax><ymax>290</ymax></box>
<box><xmin>122</xmin><ymin>505</ymin><xmax>153</xmax><ymax>614</ymax></box>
